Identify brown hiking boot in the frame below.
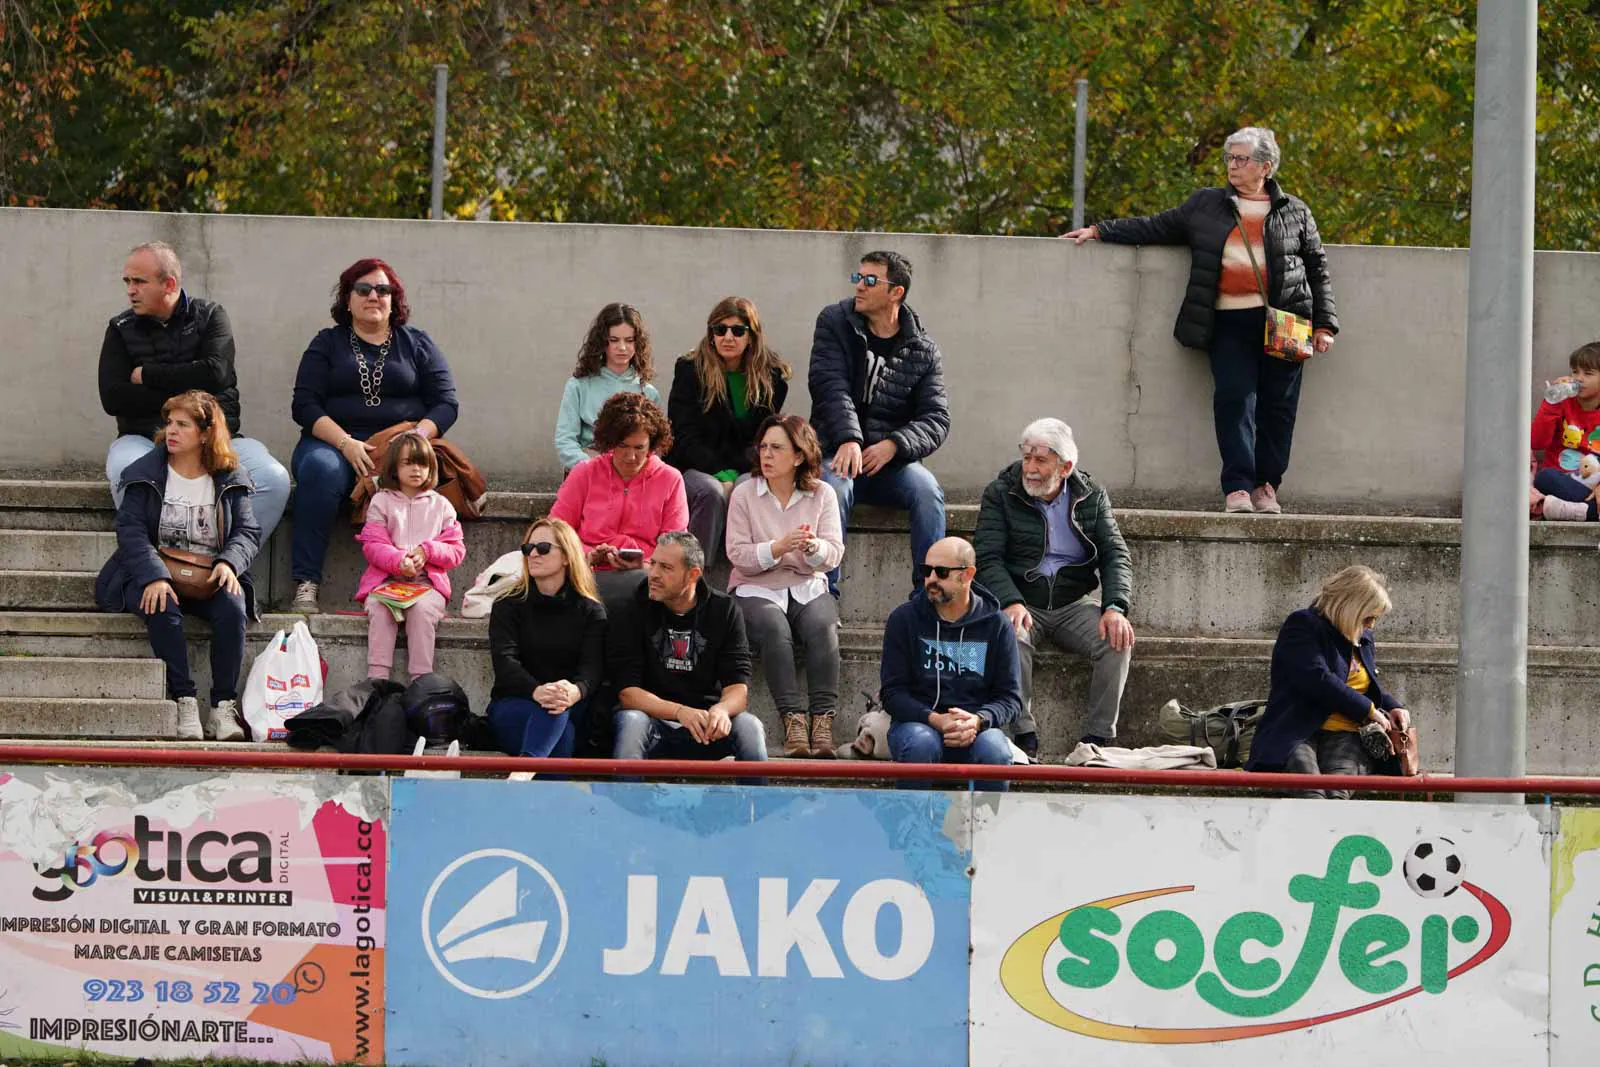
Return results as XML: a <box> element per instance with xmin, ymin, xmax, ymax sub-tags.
<box><xmin>809</xmin><ymin>714</ymin><xmax>836</xmax><ymax>759</ymax></box>
<box><xmin>782</xmin><ymin>713</ymin><xmax>810</xmax><ymax>757</ymax></box>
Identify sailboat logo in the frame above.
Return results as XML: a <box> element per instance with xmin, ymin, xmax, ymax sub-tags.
<box><xmin>421</xmin><ymin>848</ymin><xmax>571</xmax><ymax>999</ymax></box>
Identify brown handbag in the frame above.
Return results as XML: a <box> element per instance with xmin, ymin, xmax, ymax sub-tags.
<box><xmin>158</xmin><ymin>546</ymin><xmax>218</xmax><ymax>601</ymax></box>
<box><xmin>1388</xmin><ymin>725</ymin><xmax>1421</xmax><ymax>777</ymax></box>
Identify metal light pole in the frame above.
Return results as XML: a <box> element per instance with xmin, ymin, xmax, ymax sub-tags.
<box><xmin>1455</xmin><ymin>0</ymin><xmax>1537</xmax><ymax>797</ymax></box>
<box><xmin>1071</xmin><ymin>79</ymin><xmax>1088</xmax><ymax>230</ymax></box>
<box><xmin>430</xmin><ymin>65</ymin><xmax>449</xmax><ymax>220</ymax></box>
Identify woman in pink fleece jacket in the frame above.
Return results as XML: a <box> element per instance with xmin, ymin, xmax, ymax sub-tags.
<box><xmin>726</xmin><ymin>415</ymin><xmax>845</xmax><ymax>758</ymax></box>
<box><xmin>355</xmin><ymin>433</ymin><xmax>467</xmax><ymax>679</ymax></box>
<box><xmin>551</xmin><ymin>392</ymin><xmax>688</xmax><ymax>609</ymax></box>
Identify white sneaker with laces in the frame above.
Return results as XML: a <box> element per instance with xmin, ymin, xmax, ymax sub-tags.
<box><xmin>291</xmin><ymin>581</ymin><xmax>320</xmax><ymax>614</ymax></box>
<box><xmin>175</xmin><ymin>696</ymin><xmax>203</xmax><ymax>741</ymax></box>
<box><xmin>206</xmin><ymin>699</ymin><xmax>247</xmax><ymax>742</ymax></box>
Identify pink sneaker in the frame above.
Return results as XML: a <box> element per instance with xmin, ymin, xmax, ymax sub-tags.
<box><xmin>1541</xmin><ymin>495</ymin><xmax>1590</xmax><ymax>521</ymax></box>
<box><xmin>1251</xmin><ymin>484</ymin><xmax>1282</xmax><ymax>514</ymax></box>
<box><xmin>1224</xmin><ymin>490</ymin><xmax>1254</xmax><ymax>513</ymax></box>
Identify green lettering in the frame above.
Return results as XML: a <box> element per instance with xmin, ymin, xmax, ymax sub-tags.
<box><xmin>1195</xmin><ymin>834</ymin><xmax>1388</xmax><ymax>1017</ymax></box>
<box><xmin>1208</xmin><ymin>911</ymin><xmax>1284</xmax><ymax>993</ymax></box>
<box><xmin>1339</xmin><ymin>914</ymin><xmax>1410</xmax><ymax>995</ymax></box>
<box><xmin>1056</xmin><ymin>907</ymin><xmax>1120</xmax><ymax>988</ymax></box>
<box><xmin>1126</xmin><ymin>910</ymin><xmax>1205</xmax><ymax>991</ymax></box>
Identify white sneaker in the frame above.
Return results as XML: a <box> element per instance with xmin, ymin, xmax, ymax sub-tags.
<box><xmin>1541</xmin><ymin>495</ymin><xmax>1589</xmax><ymax>521</ymax></box>
<box><xmin>507</xmin><ymin>771</ymin><xmax>537</xmax><ymax>782</ymax></box>
<box><xmin>175</xmin><ymin>696</ymin><xmax>203</xmax><ymax>740</ymax></box>
<box><xmin>205</xmin><ymin>699</ymin><xmax>247</xmax><ymax>742</ymax></box>
<box><xmin>291</xmin><ymin>581</ymin><xmax>320</xmax><ymax>614</ymax></box>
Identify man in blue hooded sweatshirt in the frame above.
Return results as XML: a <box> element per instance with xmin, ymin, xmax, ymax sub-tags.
<box><xmin>881</xmin><ymin>536</ymin><xmax>1021</xmax><ymax>790</ymax></box>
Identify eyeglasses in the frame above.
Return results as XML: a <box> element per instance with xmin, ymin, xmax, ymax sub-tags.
<box><xmin>710</xmin><ymin>324</ymin><xmax>749</xmax><ymax>338</ymax></box>
<box><xmin>850</xmin><ymin>272</ymin><xmax>895</xmax><ymax>288</ymax></box>
<box><xmin>351</xmin><ymin>282</ymin><xmax>396</xmax><ymax>298</ymax></box>
<box><xmin>918</xmin><ymin>563</ymin><xmax>965</xmax><ymax>581</ymax></box>
<box><xmin>520</xmin><ymin>541</ymin><xmax>557</xmax><ymax>557</ymax></box>
<box><xmin>1224</xmin><ymin>153</ymin><xmax>1257</xmax><ymax>167</ymax></box>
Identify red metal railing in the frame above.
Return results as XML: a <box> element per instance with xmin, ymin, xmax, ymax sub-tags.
<box><xmin>1</xmin><ymin>744</ymin><xmax>1596</xmax><ymax>796</ymax></box>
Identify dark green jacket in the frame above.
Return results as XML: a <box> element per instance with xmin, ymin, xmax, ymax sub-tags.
<box><xmin>974</xmin><ymin>463</ymin><xmax>1132</xmax><ymax>615</ymax></box>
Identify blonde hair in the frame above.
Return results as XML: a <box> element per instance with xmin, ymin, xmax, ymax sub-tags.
<box><xmin>155</xmin><ymin>390</ymin><xmax>237</xmax><ymax>473</ymax></box>
<box><xmin>378</xmin><ymin>431</ymin><xmax>439</xmax><ymax>491</ymax></box>
<box><xmin>504</xmin><ymin>516</ymin><xmax>599</xmax><ymax>603</ymax></box>
<box><xmin>1312</xmin><ymin>565</ymin><xmax>1392</xmax><ymax>639</ymax></box>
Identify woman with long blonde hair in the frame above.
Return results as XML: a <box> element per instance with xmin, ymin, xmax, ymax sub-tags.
<box><xmin>1248</xmin><ymin>565</ymin><xmax>1414</xmax><ymax>797</ymax></box>
<box><xmin>486</xmin><ymin>516</ymin><xmax>607</xmax><ymax>759</ymax></box>
<box><xmin>665</xmin><ymin>295</ymin><xmax>791</xmax><ymax>566</ymax></box>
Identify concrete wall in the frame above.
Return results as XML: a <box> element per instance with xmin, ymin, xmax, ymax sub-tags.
<box><xmin>8</xmin><ymin>206</ymin><xmax>1600</xmax><ymax>510</ymax></box>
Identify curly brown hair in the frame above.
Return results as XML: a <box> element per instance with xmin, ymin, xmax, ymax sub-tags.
<box><xmin>592</xmin><ymin>392</ymin><xmax>673</xmax><ymax>454</ymax></box>
<box><xmin>572</xmin><ymin>303</ymin><xmax>654</xmax><ymax>383</ymax></box>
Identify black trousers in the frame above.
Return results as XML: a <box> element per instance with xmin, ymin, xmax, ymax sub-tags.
<box><xmin>1209</xmin><ymin>307</ymin><xmax>1304</xmax><ymax>494</ymax></box>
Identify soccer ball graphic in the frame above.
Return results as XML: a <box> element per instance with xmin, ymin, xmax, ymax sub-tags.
<box><xmin>1403</xmin><ymin>836</ymin><xmax>1464</xmax><ymax>898</ymax></box>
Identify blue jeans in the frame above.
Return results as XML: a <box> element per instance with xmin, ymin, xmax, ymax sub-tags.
<box><xmin>290</xmin><ymin>436</ymin><xmax>359</xmax><ymax>584</ymax></box>
<box><xmin>612</xmin><ymin>708</ymin><xmax>768</xmax><ymax>762</ymax></box>
<box><xmin>1534</xmin><ymin>467</ymin><xmax>1598</xmax><ymax>519</ymax></box>
<box><xmin>888</xmin><ymin>720</ymin><xmax>1012</xmax><ymax>792</ymax></box>
<box><xmin>822</xmin><ymin>460</ymin><xmax>946</xmax><ymax>595</ymax></box>
<box><xmin>121</xmin><ymin>582</ymin><xmax>247</xmax><ymax>703</ymax></box>
<box><xmin>108</xmin><ymin>435</ymin><xmax>291</xmax><ymax>542</ymax></box>
<box><xmin>487</xmin><ymin>696</ymin><xmax>582</xmax><ymax>758</ymax></box>
<box><xmin>1209</xmin><ymin>307</ymin><xmax>1303</xmax><ymax>495</ymax></box>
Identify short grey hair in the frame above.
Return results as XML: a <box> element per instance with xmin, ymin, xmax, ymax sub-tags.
<box><xmin>1019</xmin><ymin>417</ymin><xmax>1078</xmax><ymax>467</ymax></box>
<box><xmin>656</xmin><ymin>530</ymin><xmax>705</xmax><ymax>572</ymax></box>
<box><xmin>129</xmin><ymin>241</ymin><xmax>182</xmax><ymax>283</ymax></box>
<box><xmin>1224</xmin><ymin>127</ymin><xmax>1280</xmax><ymax>175</ymax></box>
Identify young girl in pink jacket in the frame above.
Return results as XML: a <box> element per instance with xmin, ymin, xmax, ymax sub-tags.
<box><xmin>356</xmin><ymin>432</ymin><xmax>467</xmax><ymax>679</ymax></box>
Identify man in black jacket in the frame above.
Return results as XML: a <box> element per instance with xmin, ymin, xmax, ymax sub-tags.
<box><xmin>808</xmin><ymin>250</ymin><xmax>949</xmax><ymax>594</ymax></box>
<box><xmin>100</xmin><ymin>242</ymin><xmax>290</xmax><ymax>539</ymax></box>
<box><xmin>610</xmin><ymin>532</ymin><xmax>767</xmax><ymax>762</ymax></box>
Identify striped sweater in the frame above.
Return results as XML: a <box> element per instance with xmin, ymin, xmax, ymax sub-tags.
<box><xmin>1216</xmin><ymin>194</ymin><xmax>1271</xmax><ymax>310</ymax></box>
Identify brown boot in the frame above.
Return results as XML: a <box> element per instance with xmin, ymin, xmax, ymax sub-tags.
<box><xmin>808</xmin><ymin>714</ymin><xmax>836</xmax><ymax>759</ymax></box>
<box><xmin>782</xmin><ymin>713</ymin><xmax>810</xmax><ymax>757</ymax></box>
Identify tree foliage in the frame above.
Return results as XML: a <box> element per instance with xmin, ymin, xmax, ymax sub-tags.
<box><xmin>4</xmin><ymin>0</ymin><xmax>1599</xmax><ymax>248</ymax></box>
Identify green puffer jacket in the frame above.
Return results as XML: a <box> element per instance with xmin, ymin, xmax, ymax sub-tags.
<box><xmin>974</xmin><ymin>463</ymin><xmax>1132</xmax><ymax>615</ymax></box>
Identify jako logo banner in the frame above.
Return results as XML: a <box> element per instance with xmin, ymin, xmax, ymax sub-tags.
<box><xmin>970</xmin><ymin>795</ymin><xmax>1550</xmax><ymax>1067</ymax></box>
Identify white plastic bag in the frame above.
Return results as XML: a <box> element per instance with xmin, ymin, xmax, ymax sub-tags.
<box><xmin>461</xmin><ymin>549</ymin><xmax>525</xmax><ymax>619</ymax></box>
<box><xmin>242</xmin><ymin>621</ymin><xmax>325</xmax><ymax>741</ymax></box>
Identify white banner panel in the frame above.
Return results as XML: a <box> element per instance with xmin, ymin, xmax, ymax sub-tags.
<box><xmin>1552</xmin><ymin>806</ymin><xmax>1600</xmax><ymax>1066</ymax></box>
<box><xmin>970</xmin><ymin>795</ymin><xmax>1548</xmax><ymax>1066</ymax></box>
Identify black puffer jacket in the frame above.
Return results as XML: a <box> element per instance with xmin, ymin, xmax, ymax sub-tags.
<box><xmin>807</xmin><ymin>298</ymin><xmax>950</xmax><ymax>462</ymax></box>
<box><xmin>98</xmin><ymin>292</ymin><xmax>243</xmax><ymax>438</ymax></box>
<box><xmin>1096</xmin><ymin>179</ymin><xmax>1338</xmax><ymax>352</ymax></box>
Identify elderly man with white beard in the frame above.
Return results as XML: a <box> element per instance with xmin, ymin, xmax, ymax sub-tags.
<box><xmin>973</xmin><ymin>418</ymin><xmax>1134</xmax><ymax>758</ymax></box>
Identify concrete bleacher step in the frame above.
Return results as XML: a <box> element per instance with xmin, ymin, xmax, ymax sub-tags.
<box><xmin>0</xmin><ymin>656</ymin><xmax>165</xmax><ymax>700</ymax></box>
<box><xmin>0</xmin><ymin>529</ymin><xmax>117</xmax><ymax>571</ymax></box>
<box><xmin>0</xmin><ymin>696</ymin><xmax>177</xmax><ymax>738</ymax></box>
<box><xmin>0</xmin><ymin>570</ymin><xmax>97</xmax><ymax>610</ymax></box>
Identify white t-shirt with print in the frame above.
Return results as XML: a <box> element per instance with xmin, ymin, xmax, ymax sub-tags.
<box><xmin>159</xmin><ymin>467</ymin><xmax>222</xmax><ymax>554</ymax></box>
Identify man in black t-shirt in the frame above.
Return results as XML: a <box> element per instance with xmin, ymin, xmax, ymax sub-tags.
<box><xmin>609</xmin><ymin>532</ymin><xmax>767</xmax><ymax>762</ymax></box>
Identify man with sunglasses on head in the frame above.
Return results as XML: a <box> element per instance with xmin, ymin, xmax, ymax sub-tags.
<box><xmin>99</xmin><ymin>241</ymin><xmax>291</xmax><ymax>542</ymax></box>
<box><xmin>808</xmin><ymin>250</ymin><xmax>950</xmax><ymax>595</ymax></box>
<box><xmin>880</xmin><ymin>537</ymin><xmax>1021</xmax><ymax>790</ymax></box>
<box><xmin>974</xmin><ymin>418</ymin><xmax>1133</xmax><ymax>760</ymax></box>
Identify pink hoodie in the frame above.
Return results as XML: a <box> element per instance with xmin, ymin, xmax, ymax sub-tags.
<box><xmin>550</xmin><ymin>452</ymin><xmax>689</xmax><ymax>562</ymax></box>
<box><xmin>355</xmin><ymin>488</ymin><xmax>467</xmax><ymax>601</ymax></box>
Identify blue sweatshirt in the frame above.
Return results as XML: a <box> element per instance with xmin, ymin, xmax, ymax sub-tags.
<box><xmin>291</xmin><ymin>324</ymin><xmax>459</xmax><ymax>441</ymax></box>
<box><xmin>880</xmin><ymin>582</ymin><xmax>1022</xmax><ymax>729</ymax></box>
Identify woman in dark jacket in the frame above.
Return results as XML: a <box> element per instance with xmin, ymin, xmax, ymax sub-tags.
<box><xmin>665</xmin><ymin>296</ymin><xmax>790</xmax><ymax>566</ymax></box>
<box><xmin>1065</xmin><ymin>127</ymin><xmax>1338</xmax><ymax>515</ymax></box>
<box><xmin>95</xmin><ymin>390</ymin><xmax>261</xmax><ymax>743</ymax></box>
<box><xmin>486</xmin><ymin>516</ymin><xmax>607</xmax><ymax>762</ymax></box>
<box><xmin>1247</xmin><ymin>565</ymin><xmax>1411</xmax><ymax>798</ymax></box>
<box><xmin>288</xmin><ymin>257</ymin><xmax>460</xmax><ymax>614</ymax></box>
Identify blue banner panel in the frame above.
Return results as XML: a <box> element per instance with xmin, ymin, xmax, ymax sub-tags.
<box><xmin>385</xmin><ymin>781</ymin><xmax>970</xmax><ymax>1067</ymax></box>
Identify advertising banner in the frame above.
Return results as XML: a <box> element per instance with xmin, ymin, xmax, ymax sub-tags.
<box><xmin>970</xmin><ymin>795</ymin><xmax>1549</xmax><ymax>1066</ymax></box>
<box><xmin>1552</xmin><ymin>805</ymin><xmax>1600</xmax><ymax>1066</ymax></box>
<box><xmin>386</xmin><ymin>780</ymin><xmax>971</xmax><ymax>1067</ymax></box>
<box><xmin>0</xmin><ymin>768</ymin><xmax>386</xmax><ymax>1063</ymax></box>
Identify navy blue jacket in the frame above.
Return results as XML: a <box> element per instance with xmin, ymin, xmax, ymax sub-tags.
<box><xmin>94</xmin><ymin>447</ymin><xmax>263</xmax><ymax>619</ymax></box>
<box><xmin>807</xmin><ymin>298</ymin><xmax>950</xmax><ymax>462</ymax></box>
<box><xmin>291</xmin><ymin>324</ymin><xmax>459</xmax><ymax>441</ymax></box>
<box><xmin>1247</xmin><ymin>606</ymin><xmax>1404</xmax><ymax>769</ymax></box>
<box><xmin>880</xmin><ymin>582</ymin><xmax>1022</xmax><ymax>729</ymax></box>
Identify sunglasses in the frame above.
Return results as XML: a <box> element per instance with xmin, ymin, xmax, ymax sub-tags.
<box><xmin>520</xmin><ymin>541</ymin><xmax>557</xmax><ymax>557</ymax></box>
<box><xmin>850</xmin><ymin>272</ymin><xmax>896</xmax><ymax>288</ymax></box>
<box><xmin>710</xmin><ymin>324</ymin><xmax>749</xmax><ymax>338</ymax></box>
<box><xmin>918</xmin><ymin>563</ymin><xmax>965</xmax><ymax>581</ymax></box>
<box><xmin>351</xmin><ymin>282</ymin><xmax>396</xmax><ymax>298</ymax></box>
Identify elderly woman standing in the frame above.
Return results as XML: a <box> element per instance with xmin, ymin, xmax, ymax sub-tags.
<box><xmin>1065</xmin><ymin>127</ymin><xmax>1338</xmax><ymax>514</ymax></box>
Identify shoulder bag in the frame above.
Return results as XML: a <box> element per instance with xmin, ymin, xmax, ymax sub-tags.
<box><xmin>158</xmin><ymin>546</ymin><xmax>217</xmax><ymax>601</ymax></box>
<box><xmin>1234</xmin><ymin>206</ymin><xmax>1316</xmax><ymax>362</ymax></box>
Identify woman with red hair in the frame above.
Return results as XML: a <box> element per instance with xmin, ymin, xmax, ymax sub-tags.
<box><xmin>288</xmin><ymin>258</ymin><xmax>460</xmax><ymax>613</ymax></box>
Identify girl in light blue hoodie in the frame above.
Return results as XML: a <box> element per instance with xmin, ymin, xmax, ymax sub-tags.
<box><xmin>554</xmin><ymin>303</ymin><xmax>661</xmax><ymax>471</ymax></box>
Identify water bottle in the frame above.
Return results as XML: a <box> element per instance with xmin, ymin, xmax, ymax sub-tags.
<box><xmin>1545</xmin><ymin>378</ymin><xmax>1582</xmax><ymax>403</ymax></box>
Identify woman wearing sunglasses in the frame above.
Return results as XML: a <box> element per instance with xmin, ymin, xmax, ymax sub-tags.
<box><xmin>1247</xmin><ymin>565</ymin><xmax>1413</xmax><ymax>798</ymax></box>
<box><xmin>486</xmin><ymin>516</ymin><xmax>607</xmax><ymax>761</ymax></box>
<box><xmin>288</xmin><ymin>258</ymin><xmax>460</xmax><ymax>613</ymax></box>
<box><xmin>665</xmin><ymin>296</ymin><xmax>790</xmax><ymax>568</ymax></box>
